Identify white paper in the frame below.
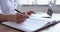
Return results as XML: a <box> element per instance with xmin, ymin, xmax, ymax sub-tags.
<box><xmin>2</xmin><ymin>18</ymin><xmax>50</xmax><ymax>31</ymax></box>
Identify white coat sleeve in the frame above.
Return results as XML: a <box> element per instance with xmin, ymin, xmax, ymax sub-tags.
<box><xmin>0</xmin><ymin>5</ymin><xmax>2</xmax><ymax>14</ymax></box>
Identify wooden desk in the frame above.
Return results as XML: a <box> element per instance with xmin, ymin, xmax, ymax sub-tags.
<box><xmin>0</xmin><ymin>24</ymin><xmax>21</xmax><ymax>32</ymax></box>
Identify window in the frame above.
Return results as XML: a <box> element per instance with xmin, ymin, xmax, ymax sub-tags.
<box><xmin>56</xmin><ymin>0</ymin><xmax>60</xmax><ymax>5</ymax></box>
<box><xmin>16</xmin><ymin>0</ymin><xmax>60</xmax><ymax>5</ymax></box>
<box><xmin>37</xmin><ymin>0</ymin><xmax>49</xmax><ymax>5</ymax></box>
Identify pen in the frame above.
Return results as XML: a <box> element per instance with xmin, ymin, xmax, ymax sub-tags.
<box><xmin>15</xmin><ymin>9</ymin><xmax>22</xmax><ymax>13</ymax></box>
<box><xmin>15</xmin><ymin>9</ymin><xmax>29</xmax><ymax>18</ymax></box>
<box><xmin>15</xmin><ymin>9</ymin><xmax>26</xmax><ymax>14</ymax></box>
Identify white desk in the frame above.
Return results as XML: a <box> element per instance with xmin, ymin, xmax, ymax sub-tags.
<box><xmin>30</xmin><ymin>13</ymin><xmax>60</xmax><ymax>21</ymax></box>
<box><xmin>39</xmin><ymin>13</ymin><xmax>60</xmax><ymax>32</ymax></box>
<box><xmin>41</xmin><ymin>23</ymin><xmax>60</xmax><ymax>32</ymax></box>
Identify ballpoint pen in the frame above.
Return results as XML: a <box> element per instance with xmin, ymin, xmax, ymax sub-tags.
<box><xmin>15</xmin><ymin>9</ymin><xmax>22</xmax><ymax>13</ymax></box>
<box><xmin>15</xmin><ymin>9</ymin><xmax>29</xmax><ymax>18</ymax></box>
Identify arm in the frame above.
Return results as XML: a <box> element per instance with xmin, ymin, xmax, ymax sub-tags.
<box><xmin>0</xmin><ymin>13</ymin><xmax>29</xmax><ymax>23</ymax></box>
<box><xmin>0</xmin><ymin>14</ymin><xmax>16</xmax><ymax>22</ymax></box>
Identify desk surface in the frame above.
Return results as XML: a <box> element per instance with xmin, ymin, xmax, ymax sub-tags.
<box><xmin>0</xmin><ymin>24</ymin><xmax>44</xmax><ymax>32</ymax></box>
<box><xmin>0</xmin><ymin>24</ymin><xmax>21</xmax><ymax>32</ymax></box>
<box><xmin>1</xmin><ymin>23</ymin><xmax>60</xmax><ymax>32</ymax></box>
<box><xmin>40</xmin><ymin>23</ymin><xmax>60</xmax><ymax>32</ymax></box>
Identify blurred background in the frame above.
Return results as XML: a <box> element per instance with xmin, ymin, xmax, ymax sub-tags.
<box><xmin>15</xmin><ymin>0</ymin><xmax>60</xmax><ymax>13</ymax></box>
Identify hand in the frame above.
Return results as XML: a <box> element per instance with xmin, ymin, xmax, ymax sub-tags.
<box><xmin>0</xmin><ymin>13</ymin><xmax>29</xmax><ymax>24</ymax></box>
<box><xmin>15</xmin><ymin>13</ymin><xmax>29</xmax><ymax>23</ymax></box>
<box><xmin>27</xmin><ymin>11</ymin><xmax>36</xmax><ymax>15</ymax></box>
<box><xmin>18</xmin><ymin>11</ymin><xmax>36</xmax><ymax>16</ymax></box>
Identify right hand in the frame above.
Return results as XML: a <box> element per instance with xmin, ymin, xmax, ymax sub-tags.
<box><xmin>15</xmin><ymin>13</ymin><xmax>29</xmax><ymax>23</ymax></box>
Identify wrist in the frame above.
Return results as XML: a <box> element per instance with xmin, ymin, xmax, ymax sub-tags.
<box><xmin>4</xmin><ymin>15</ymin><xmax>16</xmax><ymax>21</ymax></box>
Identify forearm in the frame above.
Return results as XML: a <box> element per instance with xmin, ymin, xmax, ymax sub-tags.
<box><xmin>0</xmin><ymin>14</ymin><xmax>5</xmax><ymax>21</ymax></box>
<box><xmin>0</xmin><ymin>14</ymin><xmax>16</xmax><ymax>21</ymax></box>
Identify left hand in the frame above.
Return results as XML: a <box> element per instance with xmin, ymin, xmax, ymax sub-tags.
<box><xmin>27</xmin><ymin>11</ymin><xmax>36</xmax><ymax>15</ymax></box>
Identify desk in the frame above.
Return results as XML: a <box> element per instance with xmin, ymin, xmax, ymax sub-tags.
<box><xmin>40</xmin><ymin>23</ymin><xmax>60</xmax><ymax>32</ymax></box>
<box><xmin>0</xmin><ymin>24</ymin><xmax>21</xmax><ymax>32</ymax></box>
<box><xmin>1</xmin><ymin>23</ymin><xmax>60</xmax><ymax>32</ymax></box>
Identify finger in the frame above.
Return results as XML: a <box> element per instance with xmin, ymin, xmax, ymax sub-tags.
<box><xmin>16</xmin><ymin>18</ymin><xmax>26</xmax><ymax>23</ymax></box>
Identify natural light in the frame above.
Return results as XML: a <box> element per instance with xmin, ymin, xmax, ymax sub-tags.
<box><xmin>16</xmin><ymin>0</ymin><xmax>60</xmax><ymax>5</ymax></box>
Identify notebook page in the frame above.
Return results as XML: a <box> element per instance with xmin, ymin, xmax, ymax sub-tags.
<box><xmin>2</xmin><ymin>19</ymin><xmax>49</xmax><ymax>31</ymax></box>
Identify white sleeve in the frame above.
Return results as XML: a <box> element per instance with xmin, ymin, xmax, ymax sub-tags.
<box><xmin>7</xmin><ymin>0</ymin><xmax>17</xmax><ymax>14</ymax></box>
<box><xmin>0</xmin><ymin>5</ymin><xmax>2</xmax><ymax>14</ymax></box>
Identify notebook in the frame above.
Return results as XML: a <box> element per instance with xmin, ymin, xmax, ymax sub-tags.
<box><xmin>3</xmin><ymin>11</ymin><xmax>60</xmax><ymax>32</ymax></box>
<box><xmin>2</xmin><ymin>19</ymin><xmax>51</xmax><ymax>32</ymax></box>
